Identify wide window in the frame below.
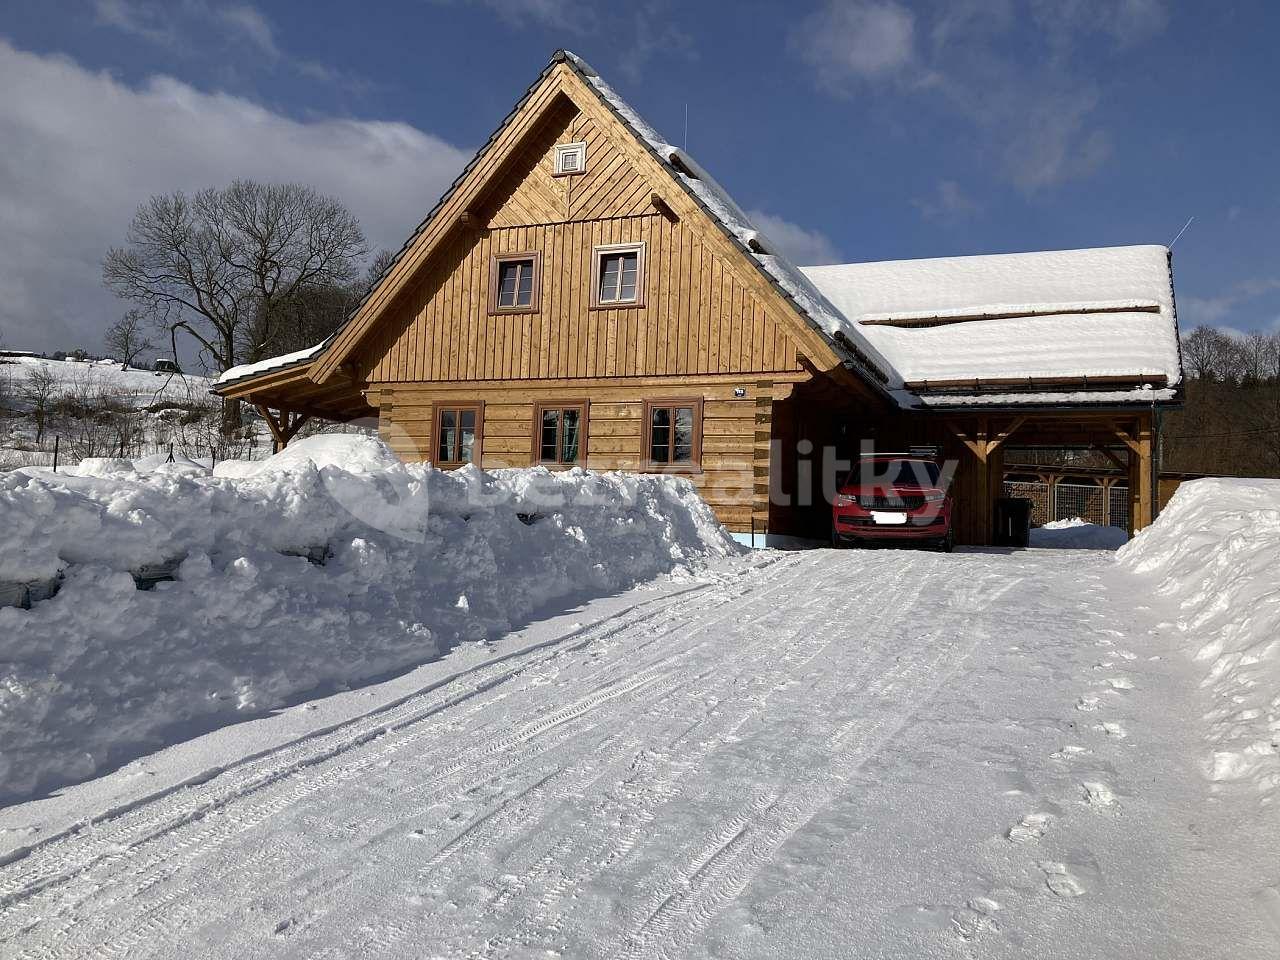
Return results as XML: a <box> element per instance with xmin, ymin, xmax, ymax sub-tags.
<box><xmin>643</xmin><ymin>399</ymin><xmax>702</xmax><ymax>469</ymax></box>
<box><xmin>534</xmin><ymin>402</ymin><xmax>587</xmax><ymax>465</ymax></box>
<box><xmin>489</xmin><ymin>252</ymin><xmax>540</xmax><ymax>314</ymax></box>
<box><xmin>592</xmin><ymin>243</ymin><xmax>645</xmax><ymax>307</ymax></box>
<box><xmin>435</xmin><ymin>404</ymin><xmax>482</xmax><ymax>465</ymax></box>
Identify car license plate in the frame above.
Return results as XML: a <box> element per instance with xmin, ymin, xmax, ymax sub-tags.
<box><xmin>871</xmin><ymin>511</ymin><xmax>908</xmax><ymax>525</ymax></box>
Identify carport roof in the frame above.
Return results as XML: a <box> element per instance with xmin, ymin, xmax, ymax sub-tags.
<box><xmin>802</xmin><ymin>245</ymin><xmax>1182</xmax><ymax>407</ymax></box>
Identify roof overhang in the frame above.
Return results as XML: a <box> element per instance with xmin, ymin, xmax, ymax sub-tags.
<box><xmin>214</xmin><ymin>360</ymin><xmax>373</xmax><ymax>422</ymax></box>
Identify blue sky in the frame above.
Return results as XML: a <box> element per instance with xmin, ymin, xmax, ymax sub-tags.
<box><xmin>1</xmin><ymin>0</ymin><xmax>1277</xmax><ymax>355</ymax></box>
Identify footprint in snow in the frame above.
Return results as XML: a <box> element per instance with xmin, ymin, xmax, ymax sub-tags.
<box><xmin>1081</xmin><ymin>781</ymin><xmax>1117</xmax><ymax>807</ymax></box>
<box><xmin>1038</xmin><ymin>861</ymin><xmax>1088</xmax><ymax>898</ymax></box>
<box><xmin>1096</xmin><ymin>721</ymin><xmax>1127</xmax><ymax>739</ymax></box>
<box><xmin>951</xmin><ymin>897</ymin><xmax>1001</xmax><ymax>941</ymax></box>
<box><xmin>1104</xmin><ymin>676</ymin><xmax>1135</xmax><ymax>691</ymax></box>
<box><xmin>1007</xmin><ymin>813</ymin><xmax>1053</xmax><ymax>844</ymax></box>
<box><xmin>1050</xmin><ymin>744</ymin><xmax>1092</xmax><ymax>761</ymax></box>
<box><xmin>1075</xmin><ymin>695</ymin><xmax>1101</xmax><ymax>712</ymax></box>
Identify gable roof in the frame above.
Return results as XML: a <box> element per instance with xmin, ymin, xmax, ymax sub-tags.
<box><xmin>216</xmin><ymin>49</ymin><xmax>890</xmax><ymax>396</ymax></box>
<box><xmin>215</xmin><ymin>51</ymin><xmax>1183</xmax><ymax>412</ymax></box>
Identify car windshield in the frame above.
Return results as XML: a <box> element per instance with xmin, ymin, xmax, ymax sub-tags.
<box><xmin>848</xmin><ymin>459</ymin><xmax>940</xmax><ymax>487</ymax></box>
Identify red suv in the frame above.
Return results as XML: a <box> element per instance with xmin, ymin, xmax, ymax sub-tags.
<box><xmin>831</xmin><ymin>455</ymin><xmax>954</xmax><ymax>552</ymax></box>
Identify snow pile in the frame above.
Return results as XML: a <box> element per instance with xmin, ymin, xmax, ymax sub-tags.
<box><xmin>1030</xmin><ymin>518</ymin><xmax>1129</xmax><ymax>550</ymax></box>
<box><xmin>0</xmin><ymin>435</ymin><xmax>740</xmax><ymax>804</ymax></box>
<box><xmin>1118</xmin><ymin>478</ymin><xmax>1280</xmax><ymax>798</ymax></box>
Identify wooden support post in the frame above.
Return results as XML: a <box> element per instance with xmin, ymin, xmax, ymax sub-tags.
<box><xmin>255</xmin><ymin>405</ymin><xmax>311</xmax><ymax>450</ymax></box>
<box><xmin>1113</xmin><ymin>415</ymin><xmax>1154</xmax><ymax>534</ymax></box>
<box><xmin>1100</xmin><ymin>476</ymin><xmax>1117</xmax><ymax>528</ymax></box>
<box><xmin>947</xmin><ymin>417</ymin><xmax>996</xmax><ymax>546</ymax></box>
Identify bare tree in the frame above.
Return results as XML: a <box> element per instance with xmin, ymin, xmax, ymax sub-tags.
<box><xmin>22</xmin><ymin>364</ymin><xmax>58</xmax><ymax>444</ymax></box>
<box><xmin>104</xmin><ymin>309</ymin><xmax>156</xmax><ymax>369</ymax></box>
<box><xmin>364</xmin><ymin>248</ymin><xmax>396</xmax><ymax>293</ymax></box>
<box><xmin>103</xmin><ymin>180</ymin><xmax>366</xmax><ymax>435</ymax></box>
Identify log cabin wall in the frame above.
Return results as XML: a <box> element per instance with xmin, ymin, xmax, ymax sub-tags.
<box><xmin>375</xmin><ymin>377</ymin><xmax>786</xmax><ymax>533</ymax></box>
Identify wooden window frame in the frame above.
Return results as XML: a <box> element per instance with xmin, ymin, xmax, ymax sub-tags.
<box><xmin>432</xmin><ymin>401</ymin><xmax>484</xmax><ymax>467</ymax></box>
<box><xmin>590</xmin><ymin>242</ymin><xmax>646</xmax><ymax>309</ymax></box>
<box><xmin>642</xmin><ymin>398</ymin><xmax>703</xmax><ymax>472</ymax></box>
<box><xmin>553</xmin><ymin>141</ymin><xmax>587</xmax><ymax>177</ymax></box>
<box><xmin>531</xmin><ymin>400</ymin><xmax>590</xmax><ymax>467</ymax></box>
<box><xmin>488</xmin><ymin>251</ymin><xmax>542</xmax><ymax>316</ymax></box>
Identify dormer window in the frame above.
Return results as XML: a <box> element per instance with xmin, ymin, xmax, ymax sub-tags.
<box><xmin>488</xmin><ymin>251</ymin><xmax>541</xmax><ymax>314</ymax></box>
<box><xmin>554</xmin><ymin>141</ymin><xmax>587</xmax><ymax>176</ymax></box>
<box><xmin>591</xmin><ymin>242</ymin><xmax>645</xmax><ymax>308</ymax></box>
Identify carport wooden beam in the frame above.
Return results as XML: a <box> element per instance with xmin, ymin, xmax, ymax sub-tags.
<box><xmin>255</xmin><ymin>405</ymin><xmax>311</xmax><ymax>450</ymax></box>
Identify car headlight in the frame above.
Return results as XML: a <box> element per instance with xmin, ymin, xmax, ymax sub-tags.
<box><xmin>924</xmin><ymin>491</ymin><xmax>945</xmax><ymax>502</ymax></box>
<box><xmin>834</xmin><ymin>494</ymin><xmax>857</xmax><ymax>506</ymax></box>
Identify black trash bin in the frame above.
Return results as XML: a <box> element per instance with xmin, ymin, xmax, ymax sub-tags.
<box><xmin>993</xmin><ymin>497</ymin><xmax>1033</xmax><ymax>547</ymax></box>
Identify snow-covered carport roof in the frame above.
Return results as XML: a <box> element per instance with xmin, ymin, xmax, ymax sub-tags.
<box><xmin>801</xmin><ymin>245</ymin><xmax>1183</xmax><ymax>410</ymax></box>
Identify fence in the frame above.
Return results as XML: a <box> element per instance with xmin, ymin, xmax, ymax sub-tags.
<box><xmin>0</xmin><ymin>421</ymin><xmax>374</xmax><ymax>473</ymax></box>
<box><xmin>1002</xmin><ymin>480</ymin><xmax>1129</xmax><ymax>530</ymax></box>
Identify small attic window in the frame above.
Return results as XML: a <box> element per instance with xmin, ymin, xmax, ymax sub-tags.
<box><xmin>554</xmin><ymin>141</ymin><xmax>587</xmax><ymax>176</ymax></box>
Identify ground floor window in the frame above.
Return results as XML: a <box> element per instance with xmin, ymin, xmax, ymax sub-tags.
<box><xmin>435</xmin><ymin>404</ymin><xmax>482</xmax><ymax>465</ymax></box>
<box><xmin>534</xmin><ymin>402</ymin><xmax>587</xmax><ymax>465</ymax></box>
<box><xmin>643</xmin><ymin>399</ymin><xmax>703</xmax><ymax>469</ymax></box>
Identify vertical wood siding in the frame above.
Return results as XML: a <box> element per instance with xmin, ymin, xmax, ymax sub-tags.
<box><xmin>366</xmin><ymin>214</ymin><xmax>803</xmax><ymax>383</ymax></box>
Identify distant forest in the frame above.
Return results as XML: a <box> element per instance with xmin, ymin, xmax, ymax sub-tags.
<box><xmin>1162</xmin><ymin>325</ymin><xmax>1280</xmax><ymax>478</ymax></box>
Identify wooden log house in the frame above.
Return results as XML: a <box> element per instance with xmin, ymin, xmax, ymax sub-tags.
<box><xmin>214</xmin><ymin>51</ymin><xmax>1183</xmax><ymax>546</ymax></box>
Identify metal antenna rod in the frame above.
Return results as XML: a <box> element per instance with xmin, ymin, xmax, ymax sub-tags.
<box><xmin>1169</xmin><ymin>215</ymin><xmax>1195</xmax><ymax>248</ymax></box>
<box><xmin>683</xmin><ymin>103</ymin><xmax>688</xmax><ymax>151</ymax></box>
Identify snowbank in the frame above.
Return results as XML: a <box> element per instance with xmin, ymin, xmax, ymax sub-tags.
<box><xmin>1118</xmin><ymin>478</ymin><xmax>1280</xmax><ymax>799</ymax></box>
<box><xmin>1031</xmin><ymin>518</ymin><xmax>1129</xmax><ymax>550</ymax></box>
<box><xmin>0</xmin><ymin>435</ymin><xmax>741</xmax><ymax>804</ymax></box>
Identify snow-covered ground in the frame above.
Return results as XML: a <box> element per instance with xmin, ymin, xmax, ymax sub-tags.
<box><xmin>0</xmin><ymin>356</ymin><xmax>225</xmax><ymax>469</ymax></box>
<box><xmin>2</xmin><ymin>447</ymin><xmax>1278</xmax><ymax>958</ymax></box>
<box><xmin>2</xmin><ymin>355</ymin><xmax>206</xmax><ymax>398</ymax></box>
<box><xmin>2</xmin><ymin>543</ymin><xmax>1277</xmax><ymax>954</ymax></box>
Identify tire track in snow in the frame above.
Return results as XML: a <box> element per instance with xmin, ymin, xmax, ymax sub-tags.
<box><xmin>302</xmin><ymin>553</ymin><xmax>854</xmax><ymax>960</ymax></box>
<box><xmin>0</xmin><ymin>554</ymin><xmax>810</xmax><ymax>958</ymax></box>
<box><xmin>446</xmin><ymin>559</ymin><xmax>919</xmax><ymax>960</ymax></box>
<box><xmin>613</xmin><ymin>560</ymin><xmax>1025</xmax><ymax>960</ymax></box>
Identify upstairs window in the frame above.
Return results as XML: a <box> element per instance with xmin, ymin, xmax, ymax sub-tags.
<box><xmin>436</xmin><ymin>404</ymin><xmax>482</xmax><ymax>466</ymax></box>
<box><xmin>592</xmin><ymin>242</ymin><xmax>645</xmax><ymax>308</ymax></box>
<box><xmin>554</xmin><ymin>141</ymin><xmax>587</xmax><ymax>176</ymax></box>
<box><xmin>534</xmin><ymin>402</ymin><xmax>587</xmax><ymax>465</ymax></box>
<box><xmin>489</xmin><ymin>252</ymin><xmax>541</xmax><ymax>314</ymax></box>
<box><xmin>644</xmin><ymin>399</ymin><xmax>702</xmax><ymax>470</ymax></box>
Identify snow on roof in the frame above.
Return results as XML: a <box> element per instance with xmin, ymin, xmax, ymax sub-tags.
<box><xmin>215</xmin><ymin>342</ymin><xmax>324</xmax><ymax>387</ymax></box>
<box><xmin>915</xmin><ymin>387</ymin><xmax>1179</xmax><ymax>409</ymax></box>
<box><xmin>801</xmin><ymin>245</ymin><xmax>1182</xmax><ymax>397</ymax></box>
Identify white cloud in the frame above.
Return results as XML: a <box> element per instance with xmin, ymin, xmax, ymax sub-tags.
<box><xmin>91</xmin><ymin>0</ymin><xmax>366</xmax><ymax>90</ymax></box>
<box><xmin>215</xmin><ymin>4</ymin><xmax>280</xmax><ymax>59</ymax></box>
<box><xmin>746</xmin><ymin>211</ymin><xmax>842</xmax><ymax>266</ymax></box>
<box><xmin>0</xmin><ymin>39</ymin><xmax>470</xmax><ymax>355</ymax></box>
<box><xmin>912</xmin><ymin>179</ymin><xmax>980</xmax><ymax>221</ymax></box>
<box><xmin>793</xmin><ymin>1</ymin><xmax>1167</xmax><ymax>192</ymax></box>
<box><xmin>789</xmin><ymin>1</ymin><xmax>916</xmax><ymax>87</ymax></box>
<box><xmin>1182</xmin><ymin>278</ymin><xmax>1280</xmax><ymax>333</ymax></box>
